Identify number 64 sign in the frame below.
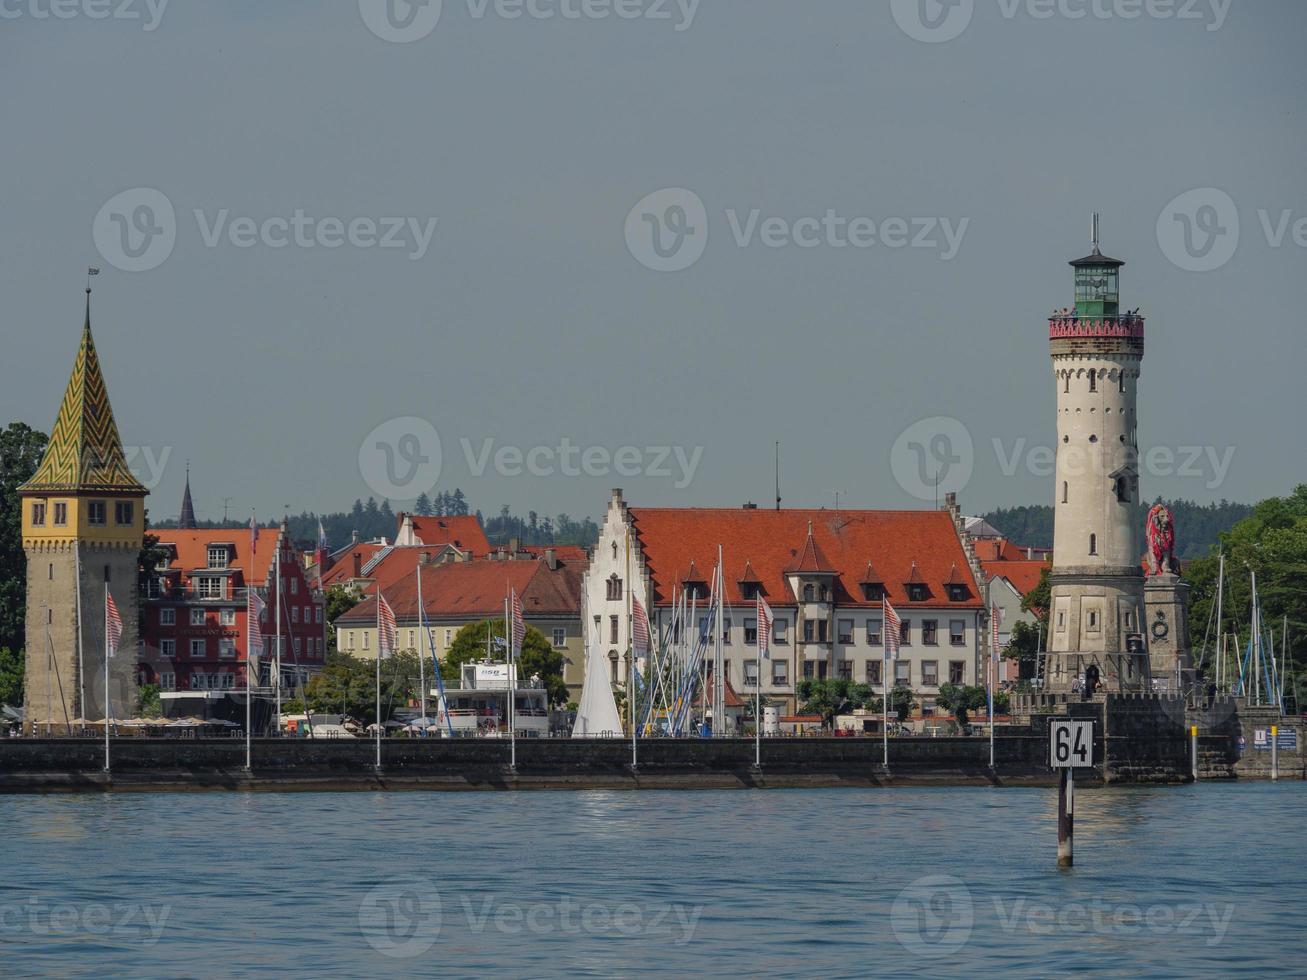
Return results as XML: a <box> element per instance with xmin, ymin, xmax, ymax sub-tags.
<box><xmin>1049</xmin><ymin>719</ymin><xmax>1094</xmax><ymax>768</ymax></box>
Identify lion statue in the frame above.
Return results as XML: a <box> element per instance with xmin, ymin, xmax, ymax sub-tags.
<box><xmin>1143</xmin><ymin>504</ymin><xmax>1178</xmax><ymax>576</ymax></box>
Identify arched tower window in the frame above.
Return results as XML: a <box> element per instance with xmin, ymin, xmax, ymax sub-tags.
<box><xmin>1064</xmin><ymin>374</ymin><xmax>1070</xmax><ymax>393</ymax></box>
<box><xmin>1088</xmin><ymin>371</ymin><xmax>1097</xmax><ymax>393</ymax></box>
<box><xmin>1062</xmin><ymin>481</ymin><xmax>1068</xmax><ymax>504</ymax></box>
<box><xmin>1119</xmin><ymin>372</ymin><xmax>1126</xmax><ymax>393</ymax></box>
<box><xmin>606</xmin><ymin>574</ymin><xmax>623</xmax><ymax>601</ymax></box>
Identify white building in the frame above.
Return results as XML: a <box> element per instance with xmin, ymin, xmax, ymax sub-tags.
<box><xmin>581</xmin><ymin>489</ymin><xmax>990</xmax><ymax>721</ymax></box>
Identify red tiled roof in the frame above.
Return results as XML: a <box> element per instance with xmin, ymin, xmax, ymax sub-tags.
<box><xmin>520</xmin><ymin>544</ymin><xmax>590</xmax><ymax>562</ymax></box>
<box><xmin>983</xmin><ymin>559</ymin><xmax>1049</xmax><ymax>598</ymax></box>
<box><xmin>153</xmin><ymin>528</ymin><xmax>281</xmax><ymax>586</ymax></box>
<box><xmin>407</xmin><ymin>515</ymin><xmax>490</xmax><ymax>554</ymax></box>
<box><xmin>786</xmin><ymin>525</ymin><xmax>837</xmax><ymax>573</ymax></box>
<box><xmin>337</xmin><ymin>557</ymin><xmax>582</xmax><ymax>624</ymax></box>
<box><xmin>693</xmin><ymin>674</ymin><xmax>746</xmax><ymax>709</ymax></box>
<box><xmin>628</xmin><ymin>508</ymin><xmax>982</xmax><ymax>608</ymax></box>
<box><xmin>972</xmin><ymin>538</ymin><xmax>1050</xmax><ymax>562</ymax></box>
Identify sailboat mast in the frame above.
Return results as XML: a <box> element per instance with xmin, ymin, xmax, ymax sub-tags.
<box><xmin>417</xmin><ymin>562</ymin><xmax>427</xmax><ymax>734</ymax></box>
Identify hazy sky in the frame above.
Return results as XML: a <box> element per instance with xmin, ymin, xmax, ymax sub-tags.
<box><xmin>3</xmin><ymin>0</ymin><xmax>1303</xmax><ymax>531</ymax></box>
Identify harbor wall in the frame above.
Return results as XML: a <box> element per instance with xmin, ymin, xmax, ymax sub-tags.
<box><xmin>0</xmin><ymin>722</ymin><xmax>1191</xmax><ymax>792</ymax></box>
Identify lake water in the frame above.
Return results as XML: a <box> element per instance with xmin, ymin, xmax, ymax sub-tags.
<box><xmin>2</xmin><ymin>783</ymin><xmax>1304</xmax><ymax>977</ymax></box>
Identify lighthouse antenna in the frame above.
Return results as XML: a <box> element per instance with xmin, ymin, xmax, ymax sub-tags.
<box><xmin>1091</xmin><ymin>212</ymin><xmax>1100</xmax><ymax>253</ymax></box>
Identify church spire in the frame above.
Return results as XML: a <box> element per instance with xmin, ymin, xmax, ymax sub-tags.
<box><xmin>20</xmin><ymin>285</ymin><xmax>145</xmax><ymax>494</ymax></box>
<box><xmin>179</xmin><ymin>461</ymin><xmax>197</xmax><ymax>529</ymax></box>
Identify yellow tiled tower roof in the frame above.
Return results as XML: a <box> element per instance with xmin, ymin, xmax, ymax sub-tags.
<box><xmin>19</xmin><ymin>291</ymin><xmax>146</xmax><ymax>495</ymax></box>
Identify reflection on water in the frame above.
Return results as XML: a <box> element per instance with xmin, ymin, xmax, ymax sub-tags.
<box><xmin>2</xmin><ymin>784</ymin><xmax>1304</xmax><ymax>978</ymax></box>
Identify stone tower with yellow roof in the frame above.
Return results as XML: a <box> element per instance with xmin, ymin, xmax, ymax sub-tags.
<box><xmin>20</xmin><ymin>289</ymin><xmax>147</xmax><ymax>731</ymax></box>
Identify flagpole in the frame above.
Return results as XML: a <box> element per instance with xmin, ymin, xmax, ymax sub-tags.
<box><xmin>244</xmin><ymin>593</ymin><xmax>252</xmax><ymax>771</ymax></box>
<box><xmin>627</xmin><ymin>531</ymin><xmax>636</xmax><ymax>769</ymax></box>
<box><xmin>103</xmin><ymin>584</ymin><xmax>110</xmax><ymax>774</ymax></box>
<box><xmin>988</xmin><ymin>602</ymin><xmax>997</xmax><ymax>770</ymax></box>
<box><xmin>417</xmin><ymin>562</ymin><xmax>427</xmax><ymax>736</ymax></box>
<box><xmin>503</xmin><ymin>595</ymin><xmax>512</xmax><ymax>769</ymax></box>
<box><xmin>375</xmin><ymin>594</ymin><xmax>382</xmax><ymax>770</ymax></box>
<box><xmin>274</xmin><ymin>540</ymin><xmax>282</xmax><ymax>734</ymax></box>
<box><xmin>754</xmin><ymin>604</ymin><xmax>761</xmax><ymax>769</ymax></box>
<box><xmin>882</xmin><ymin>597</ymin><xmax>889</xmax><ymax>770</ymax></box>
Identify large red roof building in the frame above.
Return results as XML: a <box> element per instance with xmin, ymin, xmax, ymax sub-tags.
<box><xmin>583</xmin><ymin>489</ymin><xmax>990</xmax><ymax>721</ymax></box>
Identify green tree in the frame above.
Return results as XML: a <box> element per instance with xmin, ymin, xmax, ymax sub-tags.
<box><xmin>301</xmin><ymin>649</ymin><xmax>427</xmax><ymax>724</ymax></box>
<box><xmin>136</xmin><ymin>683</ymin><xmax>162</xmax><ymax>717</ymax></box>
<box><xmin>890</xmin><ymin>685</ymin><xmax>917</xmax><ymax>723</ymax></box>
<box><xmin>935</xmin><ymin>682</ymin><xmax>989</xmax><ymax>729</ymax></box>
<box><xmin>796</xmin><ymin>679</ymin><xmax>879</xmax><ymax>728</ymax></box>
<box><xmin>1</xmin><ymin>423</ymin><xmax>48</xmax><ymax>656</ymax></box>
<box><xmin>0</xmin><ymin>646</ymin><xmax>24</xmax><ymax>707</ymax></box>
<box><xmin>444</xmin><ymin>619</ymin><xmax>568</xmax><ymax>706</ymax></box>
<box><xmin>1185</xmin><ymin>485</ymin><xmax>1307</xmax><ymax>707</ymax></box>
<box><xmin>324</xmin><ymin>583</ymin><xmax>364</xmax><ymax>652</ymax></box>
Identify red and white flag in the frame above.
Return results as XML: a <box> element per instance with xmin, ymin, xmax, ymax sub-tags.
<box><xmin>632</xmin><ymin>595</ymin><xmax>651</xmax><ymax>657</ymax></box>
<box><xmin>247</xmin><ymin>589</ymin><xmax>266</xmax><ymax>662</ymax></box>
<box><xmin>756</xmin><ymin>594</ymin><xmax>773</xmax><ymax>659</ymax></box>
<box><xmin>105</xmin><ymin>591</ymin><xmax>123</xmax><ymax>657</ymax></box>
<box><xmin>377</xmin><ymin>591</ymin><xmax>397</xmax><ymax>658</ymax></box>
<box><xmin>882</xmin><ymin>596</ymin><xmax>901</xmax><ymax>661</ymax></box>
<box><xmin>509</xmin><ymin>588</ymin><xmax>526</xmax><ymax>660</ymax></box>
<box><xmin>990</xmin><ymin>602</ymin><xmax>1003</xmax><ymax>685</ymax></box>
<box><xmin>249</xmin><ymin>514</ymin><xmax>259</xmax><ymax>555</ymax></box>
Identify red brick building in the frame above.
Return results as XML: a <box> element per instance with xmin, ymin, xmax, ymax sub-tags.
<box><xmin>139</xmin><ymin>519</ymin><xmax>326</xmax><ymax>695</ymax></box>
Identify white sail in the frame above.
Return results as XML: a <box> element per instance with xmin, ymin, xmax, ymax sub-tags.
<box><xmin>572</xmin><ymin>623</ymin><xmax>622</xmax><ymax>737</ymax></box>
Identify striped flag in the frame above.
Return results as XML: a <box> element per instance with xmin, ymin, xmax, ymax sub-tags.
<box><xmin>105</xmin><ymin>591</ymin><xmax>123</xmax><ymax>657</ymax></box>
<box><xmin>756</xmin><ymin>594</ymin><xmax>773</xmax><ymax>659</ymax></box>
<box><xmin>632</xmin><ymin>595</ymin><xmax>651</xmax><ymax>657</ymax></box>
<box><xmin>377</xmin><ymin>591</ymin><xmax>397</xmax><ymax>658</ymax></box>
<box><xmin>990</xmin><ymin>602</ymin><xmax>1003</xmax><ymax>685</ymax></box>
<box><xmin>882</xmin><ymin>596</ymin><xmax>901</xmax><ymax>662</ymax></box>
<box><xmin>249</xmin><ymin>514</ymin><xmax>259</xmax><ymax>555</ymax></box>
<box><xmin>509</xmin><ymin>588</ymin><xmax>526</xmax><ymax>660</ymax></box>
<box><xmin>247</xmin><ymin>589</ymin><xmax>266</xmax><ymax>661</ymax></box>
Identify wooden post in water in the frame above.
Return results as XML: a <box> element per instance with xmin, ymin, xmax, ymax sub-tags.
<box><xmin>1265</xmin><ymin>726</ymin><xmax>1275</xmax><ymax>789</ymax></box>
<box><xmin>1057</xmin><ymin>767</ymin><xmax>1074</xmax><ymax>867</ymax></box>
<box><xmin>1190</xmin><ymin>725</ymin><xmax>1199</xmax><ymax>781</ymax></box>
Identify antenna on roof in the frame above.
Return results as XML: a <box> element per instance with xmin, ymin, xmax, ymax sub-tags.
<box><xmin>775</xmin><ymin>441</ymin><xmax>782</xmax><ymax>511</ymax></box>
<box><xmin>1091</xmin><ymin>211</ymin><xmax>1101</xmax><ymax>254</ymax></box>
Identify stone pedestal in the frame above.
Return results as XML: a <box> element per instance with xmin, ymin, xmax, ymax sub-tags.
<box><xmin>1143</xmin><ymin>572</ymin><xmax>1195</xmax><ymax>693</ymax></box>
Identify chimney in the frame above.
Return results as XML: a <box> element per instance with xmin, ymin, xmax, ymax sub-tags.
<box><xmin>351</xmin><ymin>530</ymin><xmax>359</xmax><ymax>545</ymax></box>
<box><xmin>544</xmin><ymin>548</ymin><xmax>558</xmax><ymax>571</ymax></box>
<box><xmin>743</xmin><ymin>502</ymin><xmax>757</xmax><ymax>509</ymax></box>
<box><xmin>509</xmin><ymin>537</ymin><xmax>520</xmax><ymax>555</ymax></box>
<box><xmin>397</xmin><ymin>512</ymin><xmax>415</xmax><ymax>546</ymax></box>
<box><xmin>352</xmin><ymin>552</ymin><xmax>362</xmax><ymax>578</ymax></box>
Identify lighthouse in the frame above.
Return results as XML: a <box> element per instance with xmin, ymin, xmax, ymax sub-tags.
<box><xmin>1044</xmin><ymin>216</ymin><xmax>1150</xmax><ymax>694</ymax></box>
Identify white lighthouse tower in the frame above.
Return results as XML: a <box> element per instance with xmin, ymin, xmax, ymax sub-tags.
<box><xmin>1045</xmin><ymin>216</ymin><xmax>1150</xmax><ymax>694</ymax></box>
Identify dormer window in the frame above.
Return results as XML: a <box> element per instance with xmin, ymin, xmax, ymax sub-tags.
<box><xmin>908</xmin><ymin>584</ymin><xmax>927</xmax><ymax>602</ymax></box>
<box><xmin>947</xmin><ymin>584</ymin><xmax>968</xmax><ymax>602</ymax></box>
<box><xmin>741</xmin><ymin>582</ymin><xmax>760</xmax><ymax>600</ymax></box>
<box><xmin>207</xmin><ymin>546</ymin><xmax>229</xmax><ymax>569</ymax></box>
<box><xmin>862</xmin><ymin>583</ymin><xmax>885</xmax><ymax>601</ymax></box>
<box><xmin>802</xmin><ymin>583</ymin><xmax>814</xmax><ymax>602</ymax></box>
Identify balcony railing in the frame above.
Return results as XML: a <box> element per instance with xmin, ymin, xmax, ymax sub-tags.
<box><xmin>1048</xmin><ymin>314</ymin><xmax>1144</xmax><ymax>340</ymax></box>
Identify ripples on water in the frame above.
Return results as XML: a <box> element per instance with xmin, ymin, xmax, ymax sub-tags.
<box><xmin>2</xmin><ymin>784</ymin><xmax>1304</xmax><ymax>978</ymax></box>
